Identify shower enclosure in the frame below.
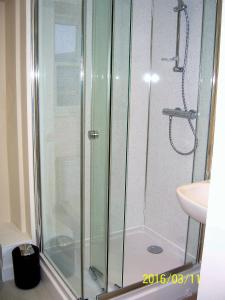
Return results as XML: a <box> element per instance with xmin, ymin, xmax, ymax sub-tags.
<box><xmin>32</xmin><ymin>0</ymin><xmax>220</xmax><ymax>299</ymax></box>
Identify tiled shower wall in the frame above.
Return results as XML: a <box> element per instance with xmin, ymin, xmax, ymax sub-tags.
<box><xmin>145</xmin><ymin>0</ymin><xmax>203</xmax><ymax>250</ymax></box>
<box><xmin>126</xmin><ymin>0</ymin><xmax>152</xmax><ymax>230</ymax></box>
<box><xmin>126</xmin><ymin>0</ymin><xmax>203</xmax><ymax>252</ymax></box>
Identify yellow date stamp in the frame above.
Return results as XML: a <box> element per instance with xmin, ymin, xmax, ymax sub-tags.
<box><xmin>143</xmin><ymin>273</ymin><xmax>200</xmax><ymax>285</ymax></box>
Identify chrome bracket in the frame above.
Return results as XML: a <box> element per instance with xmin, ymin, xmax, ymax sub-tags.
<box><xmin>173</xmin><ymin>0</ymin><xmax>187</xmax><ymax>72</ymax></box>
<box><xmin>173</xmin><ymin>0</ymin><xmax>187</xmax><ymax>12</ymax></box>
<box><xmin>173</xmin><ymin>66</ymin><xmax>184</xmax><ymax>72</ymax></box>
<box><xmin>161</xmin><ymin>56</ymin><xmax>178</xmax><ymax>62</ymax></box>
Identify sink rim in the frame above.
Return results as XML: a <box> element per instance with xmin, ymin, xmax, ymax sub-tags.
<box><xmin>176</xmin><ymin>180</ymin><xmax>209</xmax><ymax>224</ymax></box>
<box><xmin>176</xmin><ymin>180</ymin><xmax>209</xmax><ymax>209</ymax></box>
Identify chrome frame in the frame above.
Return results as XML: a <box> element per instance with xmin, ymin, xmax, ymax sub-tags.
<box><xmin>81</xmin><ymin>0</ymin><xmax>86</xmax><ymax>296</ymax></box>
<box><xmin>106</xmin><ymin>0</ymin><xmax>114</xmax><ymax>291</ymax></box>
<box><xmin>121</xmin><ymin>0</ymin><xmax>134</xmax><ymax>288</ymax></box>
<box><xmin>205</xmin><ymin>0</ymin><xmax>222</xmax><ymax>180</ymax></box>
<box><xmin>31</xmin><ymin>0</ymin><xmax>42</xmax><ymax>250</ymax></box>
<box><xmin>144</xmin><ymin>0</ymin><xmax>154</xmax><ymax>216</ymax></box>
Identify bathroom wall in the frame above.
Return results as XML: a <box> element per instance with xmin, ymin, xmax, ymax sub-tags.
<box><xmin>5</xmin><ymin>0</ymin><xmax>21</xmax><ymax>229</ymax></box>
<box><xmin>125</xmin><ymin>0</ymin><xmax>204</xmax><ymax>254</ymax></box>
<box><xmin>19</xmin><ymin>0</ymin><xmax>32</xmax><ymax>235</ymax></box>
<box><xmin>125</xmin><ymin>0</ymin><xmax>153</xmax><ymax>230</ymax></box>
<box><xmin>145</xmin><ymin>0</ymin><xmax>203</xmax><ymax>251</ymax></box>
<box><xmin>0</xmin><ymin>0</ymin><xmax>31</xmax><ymax>234</ymax></box>
<box><xmin>0</xmin><ymin>1</ymin><xmax>10</xmax><ymax>224</ymax></box>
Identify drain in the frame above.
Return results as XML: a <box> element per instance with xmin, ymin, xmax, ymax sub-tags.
<box><xmin>147</xmin><ymin>245</ymin><xmax>163</xmax><ymax>254</ymax></box>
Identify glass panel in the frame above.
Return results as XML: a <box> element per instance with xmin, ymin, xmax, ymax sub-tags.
<box><xmin>108</xmin><ymin>0</ymin><xmax>131</xmax><ymax>290</ymax></box>
<box><xmin>89</xmin><ymin>0</ymin><xmax>112</xmax><ymax>292</ymax></box>
<box><xmin>38</xmin><ymin>0</ymin><xmax>83</xmax><ymax>296</ymax></box>
<box><xmin>185</xmin><ymin>0</ymin><xmax>218</xmax><ymax>263</ymax></box>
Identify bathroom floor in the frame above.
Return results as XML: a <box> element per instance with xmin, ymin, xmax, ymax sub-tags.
<box><xmin>0</xmin><ymin>281</ymin><xmax>56</xmax><ymax>300</ymax></box>
<box><xmin>0</xmin><ymin>229</ymin><xmax>188</xmax><ymax>300</ymax></box>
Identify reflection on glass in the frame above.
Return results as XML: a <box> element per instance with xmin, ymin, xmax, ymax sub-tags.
<box><xmin>55</xmin><ymin>24</ymin><xmax>77</xmax><ymax>55</ymax></box>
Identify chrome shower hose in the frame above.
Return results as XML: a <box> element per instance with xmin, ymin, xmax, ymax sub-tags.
<box><xmin>169</xmin><ymin>7</ymin><xmax>198</xmax><ymax>155</ymax></box>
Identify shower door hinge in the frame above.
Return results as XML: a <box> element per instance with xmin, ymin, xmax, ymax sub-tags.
<box><xmin>89</xmin><ymin>266</ymin><xmax>103</xmax><ymax>281</ymax></box>
<box><xmin>88</xmin><ymin>130</ymin><xmax>99</xmax><ymax>140</ymax></box>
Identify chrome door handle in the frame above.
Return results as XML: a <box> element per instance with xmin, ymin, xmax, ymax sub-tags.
<box><xmin>88</xmin><ymin>130</ymin><xmax>99</xmax><ymax>140</ymax></box>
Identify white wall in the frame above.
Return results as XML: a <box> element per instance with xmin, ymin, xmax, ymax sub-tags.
<box><xmin>126</xmin><ymin>0</ymin><xmax>153</xmax><ymax>230</ymax></box>
<box><xmin>144</xmin><ymin>0</ymin><xmax>203</xmax><ymax>251</ymax></box>
<box><xmin>0</xmin><ymin>0</ymin><xmax>31</xmax><ymax>233</ymax></box>
<box><xmin>0</xmin><ymin>1</ymin><xmax>11</xmax><ymax>224</ymax></box>
<box><xmin>5</xmin><ymin>0</ymin><xmax>21</xmax><ymax>229</ymax></box>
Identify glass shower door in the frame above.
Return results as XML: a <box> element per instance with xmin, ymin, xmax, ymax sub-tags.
<box><xmin>38</xmin><ymin>0</ymin><xmax>131</xmax><ymax>297</ymax></box>
<box><xmin>38</xmin><ymin>0</ymin><xmax>83</xmax><ymax>296</ymax></box>
<box><xmin>89</xmin><ymin>0</ymin><xmax>131</xmax><ymax>293</ymax></box>
<box><xmin>89</xmin><ymin>0</ymin><xmax>112</xmax><ymax>292</ymax></box>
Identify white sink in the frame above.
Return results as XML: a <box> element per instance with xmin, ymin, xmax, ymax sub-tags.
<box><xmin>176</xmin><ymin>181</ymin><xmax>209</xmax><ymax>224</ymax></box>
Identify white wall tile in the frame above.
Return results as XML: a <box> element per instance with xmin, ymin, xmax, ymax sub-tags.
<box><xmin>126</xmin><ymin>0</ymin><xmax>153</xmax><ymax>229</ymax></box>
<box><xmin>145</xmin><ymin>0</ymin><xmax>203</xmax><ymax>250</ymax></box>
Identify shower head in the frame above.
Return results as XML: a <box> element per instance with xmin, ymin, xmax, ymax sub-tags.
<box><xmin>174</xmin><ymin>0</ymin><xmax>187</xmax><ymax>12</ymax></box>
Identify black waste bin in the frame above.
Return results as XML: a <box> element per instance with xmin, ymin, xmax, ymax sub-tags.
<box><xmin>12</xmin><ymin>244</ymin><xmax>40</xmax><ymax>289</ymax></box>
